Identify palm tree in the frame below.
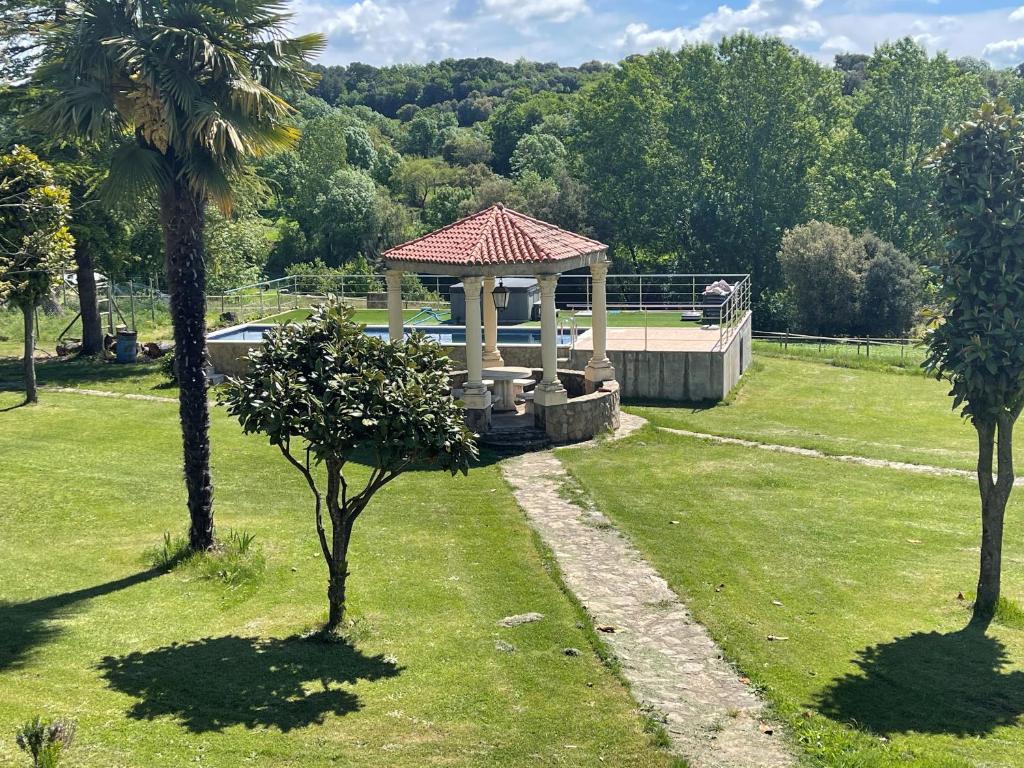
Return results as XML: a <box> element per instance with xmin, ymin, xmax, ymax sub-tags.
<box><xmin>33</xmin><ymin>0</ymin><xmax>324</xmax><ymax>550</ymax></box>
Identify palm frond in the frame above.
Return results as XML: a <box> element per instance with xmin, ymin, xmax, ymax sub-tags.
<box><xmin>181</xmin><ymin>150</ymin><xmax>233</xmax><ymax>211</ymax></box>
<box><xmin>100</xmin><ymin>141</ymin><xmax>170</xmax><ymax>204</ymax></box>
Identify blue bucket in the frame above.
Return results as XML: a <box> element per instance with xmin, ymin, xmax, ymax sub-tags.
<box><xmin>116</xmin><ymin>330</ymin><xmax>138</xmax><ymax>363</ymax></box>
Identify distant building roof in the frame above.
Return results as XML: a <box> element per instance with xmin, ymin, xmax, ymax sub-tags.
<box><xmin>451</xmin><ymin>277</ymin><xmax>538</xmax><ymax>291</ymax></box>
<box><xmin>383</xmin><ymin>204</ymin><xmax>607</xmax><ymax>275</ymax></box>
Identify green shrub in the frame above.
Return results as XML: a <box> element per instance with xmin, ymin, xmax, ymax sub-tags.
<box><xmin>777</xmin><ymin>221</ymin><xmax>861</xmax><ymax>336</ymax></box>
<box><xmin>856</xmin><ymin>233</ymin><xmax>921</xmax><ymax>337</ymax></box>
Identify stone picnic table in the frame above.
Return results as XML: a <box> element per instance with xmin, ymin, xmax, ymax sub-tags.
<box><xmin>483</xmin><ymin>366</ymin><xmax>533</xmax><ymax>412</ymax></box>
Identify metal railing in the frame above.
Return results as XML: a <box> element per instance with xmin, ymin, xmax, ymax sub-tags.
<box><xmin>59</xmin><ymin>272</ymin><xmax>752</xmax><ymax>343</ymax></box>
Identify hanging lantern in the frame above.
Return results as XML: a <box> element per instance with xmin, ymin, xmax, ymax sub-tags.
<box><xmin>492</xmin><ymin>278</ymin><xmax>510</xmax><ymax>310</ymax></box>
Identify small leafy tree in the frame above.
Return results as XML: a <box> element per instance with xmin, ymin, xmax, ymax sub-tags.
<box><xmin>926</xmin><ymin>101</ymin><xmax>1024</xmax><ymax>625</ymax></box>
<box><xmin>0</xmin><ymin>145</ymin><xmax>73</xmax><ymax>403</ymax></box>
<box><xmin>221</xmin><ymin>304</ymin><xmax>477</xmax><ymax>632</ymax></box>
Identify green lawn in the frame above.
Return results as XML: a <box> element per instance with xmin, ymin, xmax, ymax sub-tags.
<box><xmin>629</xmin><ymin>355</ymin><xmax>992</xmax><ymax>471</ymax></box>
<box><xmin>752</xmin><ymin>339</ymin><xmax>929</xmax><ymax>372</ymax></box>
<box><xmin>0</xmin><ymin>391</ymin><xmax>676</xmax><ymax>767</ymax></box>
<box><xmin>559</xmin><ymin>427</ymin><xmax>1024</xmax><ymax>768</ymax></box>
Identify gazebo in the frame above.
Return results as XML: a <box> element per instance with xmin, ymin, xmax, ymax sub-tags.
<box><xmin>382</xmin><ymin>204</ymin><xmax>616</xmax><ymax>433</ymax></box>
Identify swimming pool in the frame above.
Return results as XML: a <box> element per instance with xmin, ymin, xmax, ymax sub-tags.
<box><xmin>208</xmin><ymin>323</ymin><xmax>573</xmax><ymax>346</ymax></box>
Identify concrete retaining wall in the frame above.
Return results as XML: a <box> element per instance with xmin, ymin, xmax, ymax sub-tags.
<box><xmin>569</xmin><ymin>313</ymin><xmax>752</xmax><ymax>402</ymax></box>
<box><xmin>210</xmin><ymin>313</ymin><xmax>752</xmax><ymax>405</ymax></box>
<box><xmin>207</xmin><ymin>339</ymin><xmax>260</xmax><ymax>378</ymax></box>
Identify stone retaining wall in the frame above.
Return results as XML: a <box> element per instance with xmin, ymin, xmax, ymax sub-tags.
<box><xmin>440</xmin><ymin>344</ymin><xmax>545</xmax><ymax>368</ymax></box>
<box><xmin>533</xmin><ymin>371</ymin><xmax>620</xmax><ymax>444</ymax></box>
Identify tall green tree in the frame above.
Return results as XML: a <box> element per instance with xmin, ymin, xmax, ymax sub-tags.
<box><xmin>573</xmin><ymin>52</ymin><xmax>677</xmax><ymax>268</ymax></box>
<box><xmin>926</xmin><ymin>101</ymin><xmax>1024</xmax><ymax>625</ymax></box>
<box><xmin>34</xmin><ymin>0</ymin><xmax>324</xmax><ymax>550</ymax></box>
<box><xmin>818</xmin><ymin>39</ymin><xmax>987</xmax><ymax>260</ymax></box>
<box><xmin>668</xmin><ymin>35</ymin><xmax>843</xmax><ymax>287</ymax></box>
<box><xmin>0</xmin><ymin>145</ymin><xmax>74</xmax><ymax>403</ymax></box>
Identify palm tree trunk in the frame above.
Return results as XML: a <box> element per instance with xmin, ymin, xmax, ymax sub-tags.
<box><xmin>22</xmin><ymin>303</ymin><xmax>37</xmax><ymax>404</ymax></box>
<box><xmin>75</xmin><ymin>246</ymin><xmax>103</xmax><ymax>356</ymax></box>
<box><xmin>159</xmin><ymin>173</ymin><xmax>215</xmax><ymax>551</ymax></box>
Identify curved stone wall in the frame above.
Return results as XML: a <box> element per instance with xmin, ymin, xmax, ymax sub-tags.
<box><xmin>531</xmin><ymin>370</ymin><xmax>621</xmax><ymax>444</ymax></box>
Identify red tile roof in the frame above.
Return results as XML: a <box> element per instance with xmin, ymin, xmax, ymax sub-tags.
<box><xmin>383</xmin><ymin>204</ymin><xmax>607</xmax><ymax>266</ymax></box>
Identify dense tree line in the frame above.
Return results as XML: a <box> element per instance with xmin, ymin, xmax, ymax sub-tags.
<box><xmin>5</xmin><ymin>32</ymin><xmax>1023</xmax><ymax>336</ymax></box>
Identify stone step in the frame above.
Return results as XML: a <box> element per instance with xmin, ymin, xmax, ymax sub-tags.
<box><xmin>479</xmin><ymin>427</ymin><xmax>551</xmax><ymax>456</ymax></box>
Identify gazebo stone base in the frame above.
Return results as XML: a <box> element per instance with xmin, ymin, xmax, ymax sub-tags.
<box><xmin>534</xmin><ymin>383</ymin><xmax>568</xmax><ymax>406</ymax></box>
<box><xmin>482</xmin><ymin>350</ymin><xmax>504</xmax><ymax>367</ymax></box>
<box><xmin>462</xmin><ymin>387</ymin><xmax>493</xmax><ymax>433</ymax></box>
<box><xmin>584</xmin><ymin>360</ymin><xmax>616</xmax><ymax>393</ymax></box>
<box><xmin>533</xmin><ymin>374</ymin><xmax>620</xmax><ymax>444</ymax></box>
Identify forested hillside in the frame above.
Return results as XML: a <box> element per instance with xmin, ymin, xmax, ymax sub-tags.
<box><xmin>2</xmin><ymin>35</ymin><xmax>1019</xmax><ymax>334</ymax></box>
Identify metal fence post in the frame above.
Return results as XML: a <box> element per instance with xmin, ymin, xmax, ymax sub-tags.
<box><xmin>128</xmin><ymin>279</ymin><xmax>136</xmax><ymax>331</ymax></box>
<box><xmin>277</xmin><ymin>285</ymin><xmax>282</xmax><ymax>313</ymax></box>
<box><xmin>107</xmin><ymin>280</ymin><xmax>114</xmax><ymax>334</ymax></box>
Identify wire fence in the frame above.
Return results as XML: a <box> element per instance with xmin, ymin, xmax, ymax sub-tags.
<box><xmin>753</xmin><ymin>330</ymin><xmax>928</xmax><ymax>368</ymax></box>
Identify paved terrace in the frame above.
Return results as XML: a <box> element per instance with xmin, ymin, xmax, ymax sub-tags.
<box><xmin>573</xmin><ymin>323</ymin><xmax>745</xmax><ymax>353</ymax></box>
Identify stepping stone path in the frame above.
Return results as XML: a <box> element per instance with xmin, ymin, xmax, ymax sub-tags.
<box><xmin>502</xmin><ymin>415</ymin><xmax>794</xmax><ymax>768</ymax></box>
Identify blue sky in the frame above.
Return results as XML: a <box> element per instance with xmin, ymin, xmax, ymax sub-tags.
<box><xmin>288</xmin><ymin>0</ymin><xmax>1024</xmax><ymax>68</ymax></box>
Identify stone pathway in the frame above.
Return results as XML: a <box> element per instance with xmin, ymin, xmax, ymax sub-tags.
<box><xmin>502</xmin><ymin>421</ymin><xmax>794</xmax><ymax>768</ymax></box>
<box><xmin>0</xmin><ymin>383</ymin><xmax>178</xmax><ymax>404</ymax></box>
<box><xmin>656</xmin><ymin>426</ymin><xmax>1023</xmax><ymax>484</ymax></box>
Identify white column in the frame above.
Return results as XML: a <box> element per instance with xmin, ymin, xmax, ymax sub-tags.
<box><xmin>461</xmin><ymin>276</ymin><xmax>492</xmax><ymax>412</ymax></box>
<box><xmin>385</xmin><ymin>268</ymin><xmax>403</xmax><ymax>342</ymax></box>
<box><xmin>482</xmin><ymin>276</ymin><xmax>504</xmax><ymax>366</ymax></box>
<box><xmin>534</xmin><ymin>273</ymin><xmax>567</xmax><ymax>406</ymax></box>
<box><xmin>585</xmin><ymin>260</ymin><xmax>615</xmax><ymax>388</ymax></box>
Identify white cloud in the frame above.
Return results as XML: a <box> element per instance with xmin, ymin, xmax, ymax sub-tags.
<box><xmin>286</xmin><ymin>0</ymin><xmax>1024</xmax><ymax>70</ymax></box>
<box><xmin>615</xmin><ymin>0</ymin><xmax>826</xmax><ymax>54</ymax></box>
<box><xmin>820</xmin><ymin>34</ymin><xmax>857</xmax><ymax>53</ymax></box>
<box><xmin>482</xmin><ymin>0</ymin><xmax>588</xmax><ymax>24</ymax></box>
<box><xmin>983</xmin><ymin>37</ymin><xmax>1024</xmax><ymax>66</ymax></box>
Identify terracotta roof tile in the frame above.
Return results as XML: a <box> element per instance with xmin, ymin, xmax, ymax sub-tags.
<box><xmin>383</xmin><ymin>204</ymin><xmax>606</xmax><ymax>266</ymax></box>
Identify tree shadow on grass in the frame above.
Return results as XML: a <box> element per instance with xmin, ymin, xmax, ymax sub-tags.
<box><xmin>0</xmin><ymin>567</ymin><xmax>169</xmax><ymax>672</ymax></box>
<box><xmin>98</xmin><ymin>635</ymin><xmax>401</xmax><ymax>732</ymax></box>
<box><xmin>0</xmin><ymin>357</ymin><xmax>165</xmax><ymax>391</ymax></box>
<box><xmin>814</xmin><ymin>626</ymin><xmax>1024</xmax><ymax>736</ymax></box>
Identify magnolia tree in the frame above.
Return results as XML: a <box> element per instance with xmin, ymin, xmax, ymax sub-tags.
<box><xmin>0</xmin><ymin>145</ymin><xmax>73</xmax><ymax>403</ymax></box>
<box><xmin>927</xmin><ymin>101</ymin><xmax>1024</xmax><ymax>625</ymax></box>
<box><xmin>221</xmin><ymin>304</ymin><xmax>477</xmax><ymax>632</ymax></box>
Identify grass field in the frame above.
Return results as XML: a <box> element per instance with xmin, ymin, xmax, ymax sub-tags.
<box><xmin>560</xmin><ymin>427</ymin><xmax>1024</xmax><ymax>768</ymax></box>
<box><xmin>752</xmin><ymin>338</ymin><xmax>929</xmax><ymax>372</ymax></box>
<box><xmin>629</xmin><ymin>355</ymin><xmax>995</xmax><ymax>471</ymax></box>
<box><xmin>0</xmin><ymin>390</ymin><xmax>677</xmax><ymax>768</ymax></box>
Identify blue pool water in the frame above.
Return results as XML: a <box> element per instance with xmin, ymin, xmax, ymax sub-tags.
<box><xmin>209</xmin><ymin>323</ymin><xmax>572</xmax><ymax>345</ymax></box>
